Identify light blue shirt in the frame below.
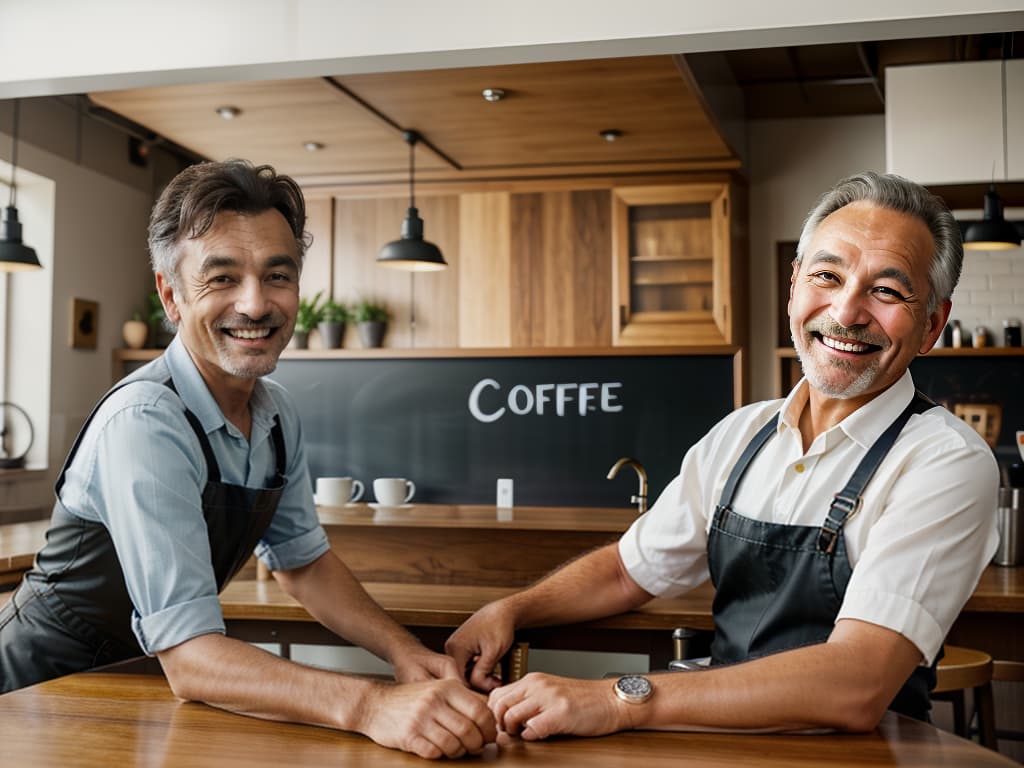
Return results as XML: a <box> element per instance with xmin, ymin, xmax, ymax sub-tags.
<box><xmin>59</xmin><ymin>335</ymin><xmax>330</xmax><ymax>655</ymax></box>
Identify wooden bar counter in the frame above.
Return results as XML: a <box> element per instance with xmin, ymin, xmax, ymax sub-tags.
<box><xmin>316</xmin><ymin>503</ymin><xmax>636</xmax><ymax>586</ymax></box>
<box><xmin>0</xmin><ymin>672</ymin><xmax>1015</xmax><ymax>767</ymax></box>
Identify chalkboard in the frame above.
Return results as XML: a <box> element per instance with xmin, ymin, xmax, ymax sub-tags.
<box><xmin>269</xmin><ymin>354</ymin><xmax>736</xmax><ymax>507</ymax></box>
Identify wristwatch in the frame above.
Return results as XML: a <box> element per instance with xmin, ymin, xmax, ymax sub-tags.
<box><xmin>613</xmin><ymin>674</ymin><xmax>653</xmax><ymax>704</ymax></box>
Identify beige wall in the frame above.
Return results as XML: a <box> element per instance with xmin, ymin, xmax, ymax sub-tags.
<box><xmin>746</xmin><ymin>115</ymin><xmax>887</xmax><ymax>402</ymax></box>
<box><xmin>0</xmin><ymin>101</ymin><xmax>158</xmax><ymax>516</ymax></box>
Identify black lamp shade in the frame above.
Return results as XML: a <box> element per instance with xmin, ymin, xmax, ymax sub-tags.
<box><xmin>0</xmin><ymin>206</ymin><xmax>42</xmax><ymax>271</ymax></box>
<box><xmin>963</xmin><ymin>187</ymin><xmax>1022</xmax><ymax>251</ymax></box>
<box><xmin>376</xmin><ymin>206</ymin><xmax>447</xmax><ymax>271</ymax></box>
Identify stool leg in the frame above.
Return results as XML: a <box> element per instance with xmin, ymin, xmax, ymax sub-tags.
<box><xmin>951</xmin><ymin>691</ymin><xmax>967</xmax><ymax>738</ymax></box>
<box><xmin>975</xmin><ymin>682</ymin><xmax>996</xmax><ymax>750</ymax></box>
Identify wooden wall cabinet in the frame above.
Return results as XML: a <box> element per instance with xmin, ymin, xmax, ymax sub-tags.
<box><xmin>612</xmin><ymin>182</ymin><xmax>744</xmax><ymax>346</ymax></box>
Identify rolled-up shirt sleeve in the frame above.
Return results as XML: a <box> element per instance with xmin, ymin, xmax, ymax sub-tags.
<box><xmin>836</xmin><ymin>422</ymin><xmax>999</xmax><ymax>664</ymax></box>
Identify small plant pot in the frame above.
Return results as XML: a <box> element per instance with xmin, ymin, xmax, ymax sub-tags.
<box><xmin>122</xmin><ymin>320</ymin><xmax>149</xmax><ymax>349</ymax></box>
<box><xmin>318</xmin><ymin>321</ymin><xmax>345</xmax><ymax>349</ymax></box>
<box><xmin>358</xmin><ymin>321</ymin><xmax>387</xmax><ymax>348</ymax></box>
<box><xmin>290</xmin><ymin>330</ymin><xmax>310</xmax><ymax>350</ymax></box>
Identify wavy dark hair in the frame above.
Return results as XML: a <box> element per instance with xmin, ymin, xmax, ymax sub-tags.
<box><xmin>148</xmin><ymin>159</ymin><xmax>310</xmax><ymax>289</ymax></box>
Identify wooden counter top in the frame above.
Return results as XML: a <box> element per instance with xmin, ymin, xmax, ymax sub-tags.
<box><xmin>316</xmin><ymin>503</ymin><xmax>639</xmax><ymax>532</ymax></box>
<box><xmin>0</xmin><ymin>672</ymin><xmax>1014</xmax><ymax>767</ymax></box>
<box><xmin>220</xmin><ymin>578</ymin><xmax>716</xmax><ymax>631</ymax></box>
<box><xmin>0</xmin><ymin>519</ymin><xmax>46</xmax><ymax>586</ymax></box>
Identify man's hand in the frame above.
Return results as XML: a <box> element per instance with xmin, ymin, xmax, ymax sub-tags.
<box><xmin>357</xmin><ymin>679</ymin><xmax>498</xmax><ymax>759</ymax></box>
<box><xmin>391</xmin><ymin>645</ymin><xmax>462</xmax><ymax>684</ymax></box>
<box><xmin>445</xmin><ymin>601</ymin><xmax>515</xmax><ymax>692</ymax></box>
<box><xmin>488</xmin><ymin>673</ymin><xmax>629</xmax><ymax>741</ymax></box>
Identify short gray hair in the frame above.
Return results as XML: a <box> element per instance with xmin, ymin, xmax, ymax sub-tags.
<box><xmin>796</xmin><ymin>172</ymin><xmax>962</xmax><ymax>314</ymax></box>
<box><xmin>148</xmin><ymin>159</ymin><xmax>310</xmax><ymax>290</ymax></box>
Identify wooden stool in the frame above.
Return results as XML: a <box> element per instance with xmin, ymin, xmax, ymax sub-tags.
<box><xmin>933</xmin><ymin>645</ymin><xmax>995</xmax><ymax>749</ymax></box>
<box><xmin>992</xmin><ymin>660</ymin><xmax>1024</xmax><ymax>745</ymax></box>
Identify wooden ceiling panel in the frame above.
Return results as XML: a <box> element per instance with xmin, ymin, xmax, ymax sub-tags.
<box><xmin>89</xmin><ymin>77</ymin><xmax>450</xmax><ymax>176</ymax></box>
<box><xmin>89</xmin><ymin>55</ymin><xmax>737</xmax><ymax>180</ymax></box>
<box><xmin>335</xmin><ymin>56</ymin><xmax>733</xmax><ymax>169</ymax></box>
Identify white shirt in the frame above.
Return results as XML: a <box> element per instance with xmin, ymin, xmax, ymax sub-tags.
<box><xmin>619</xmin><ymin>370</ymin><xmax>999</xmax><ymax>664</ymax></box>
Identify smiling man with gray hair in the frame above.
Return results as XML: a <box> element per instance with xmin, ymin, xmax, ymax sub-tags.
<box><xmin>447</xmin><ymin>171</ymin><xmax>998</xmax><ymax>739</ymax></box>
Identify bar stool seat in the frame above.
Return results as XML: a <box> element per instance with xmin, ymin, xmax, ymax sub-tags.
<box><xmin>933</xmin><ymin>645</ymin><xmax>995</xmax><ymax>749</ymax></box>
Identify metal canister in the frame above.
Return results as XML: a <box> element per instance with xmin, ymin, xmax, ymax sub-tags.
<box><xmin>994</xmin><ymin>487</ymin><xmax>1023</xmax><ymax>567</ymax></box>
<box><xmin>1004</xmin><ymin>318</ymin><xmax>1022</xmax><ymax>347</ymax></box>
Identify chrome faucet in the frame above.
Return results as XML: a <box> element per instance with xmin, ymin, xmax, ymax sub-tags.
<box><xmin>607</xmin><ymin>456</ymin><xmax>648</xmax><ymax>515</ymax></box>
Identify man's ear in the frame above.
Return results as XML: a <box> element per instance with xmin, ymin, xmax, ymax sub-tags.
<box><xmin>155</xmin><ymin>272</ymin><xmax>181</xmax><ymax>325</ymax></box>
<box><xmin>919</xmin><ymin>300</ymin><xmax>952</xmax><ymax>354</ymax></box>
<box><xmin>787</xmin><ymin>259</ymin><xmax>798</xmax><ymax>313</ymax></box>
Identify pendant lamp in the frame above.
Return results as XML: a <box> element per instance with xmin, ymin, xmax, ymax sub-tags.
<box><xmin>0</xmin><ymin>100</ymin><xmax>42</xmax><ymax>272</ymax></box>
<box><xmin>376</xmin><ymin>130</ymin><xmax>447</xmax><ymax>271</ymax></box>
<box><xmin>963</xmin><ymin>184</ymin><xmax>1021</xmax><ymax>251</ymax></box>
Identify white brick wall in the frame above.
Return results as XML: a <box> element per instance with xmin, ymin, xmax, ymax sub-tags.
<box><xmin>945</xmin><ymin>207</ymin><xmax>1024</xmax><ymax>347</ymax></box>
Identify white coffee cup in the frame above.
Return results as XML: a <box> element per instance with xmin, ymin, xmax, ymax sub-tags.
<box><xmin>315</xmin><ymin>476</ymin><xmax>364</xmax><ymax>506</ymax></box>
<box><xmin>374</xmin><ymin>477</ymin><xmax>415</xmax><ymax>507</ymax></box>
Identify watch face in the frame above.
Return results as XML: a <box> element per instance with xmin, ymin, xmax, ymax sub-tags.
<box><xmin>615</xmin><ymin>674</ymin><xmax>653</xmax><ymax>703</ymax></box>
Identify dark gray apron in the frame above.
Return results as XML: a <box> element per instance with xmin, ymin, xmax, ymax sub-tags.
<box><xmin>0</xmin><ymin>375</ymin><xmax>286</xmax><ymax>694</ymax></box>
<box><xmin>707</xmin><ymin>391</ymin><xmax>937</xmax><ymax>721</ymax></box>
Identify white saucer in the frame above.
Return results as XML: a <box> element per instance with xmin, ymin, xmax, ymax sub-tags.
<box><xmin>369</xmin><ymin>503</ymin><xmax>414</xmax><ymax>510</ymax></box>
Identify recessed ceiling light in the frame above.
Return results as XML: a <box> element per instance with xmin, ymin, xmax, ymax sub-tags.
<box><xmin>600</xmin><ymin>129</ymin><xmax>623</xmax><ymax>142</ymax></box>
<box><xmin>481</xmin><ymin>88</ymin><xmax>506</xmax><ymax>102</ymax></box>
<box><xmin>215</xmin><ymin>105</ymin><xmax>242</xmax><ymax>120</ymax></box>
<box><xmin>303</xmin><ymin>141</ymin><xmax>325</xmax><ymax>152</ymax></box>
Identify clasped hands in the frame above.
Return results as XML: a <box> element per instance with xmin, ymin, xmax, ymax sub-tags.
<box><xmin>377</xmin><ymin>616</ymin><xmax>626</xmax><ymax>760</ymax></box>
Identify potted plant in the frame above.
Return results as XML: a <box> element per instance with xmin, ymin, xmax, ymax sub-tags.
<box><xmin>317</xmin><ymin>297</ymin><xmax>349</xmax><ymax>349</ymax></box>
<box><xmin>353</xmin><ymin>298</ymin><xmax>390</xmax><ymax>348</ymax></box>
<box><xmin>122</xmin><ymin>310</ymin><xmax>149</xmax><ymax>349</ymax></box>
<box><xmin>147</xmin><ymin>291</ymin><xmax>175</xmax><ymax>348</ymax></box>
<box><xmin>292</xmin><ymin>291</ymin><xmax>324</xmax><ymax>350</ymax></box>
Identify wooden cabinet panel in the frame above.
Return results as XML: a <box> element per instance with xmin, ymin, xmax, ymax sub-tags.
<box><xmin>510</xmin><ymin>190</ymin><xmax>612</xmax><ymax>348</ymax></box>
<box><xmin>331</xmin><ymin>196</ymin><xmax>460</xmax><ymax>349</ymax></box>
<box><xmin>458</xmin><ymin>192</ymin><xmax>511</xmax><ymax>347</ymax></box>
<box><xmin>301</xmin><ymin>197</ymin><xmax>333</xmax><ymax>301</ymax></box>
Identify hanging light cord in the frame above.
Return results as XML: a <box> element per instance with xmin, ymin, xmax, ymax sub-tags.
<box><xmin>406</xmin><ymin>131</ymin><xmax>417</xmax><ymax>210</ymax></box>
<box><xmin>8</xmin><ymin>100</ymin><xmax>19</xmax><ymax>208</ymax></box>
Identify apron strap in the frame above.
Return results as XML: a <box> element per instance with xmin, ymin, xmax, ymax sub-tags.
<box><xmin>717</xmin><ymin>413</ymin><xmax>779</xmax><ymax>511</ymax></box>
<box><xmin>163</xmin><ymin>378</ymin><xmax>222</xmax><ymax>484</ymax></box>
<box><xmin>817</xmin><ymin>391</ymin><xmax>936</xmax><ymax>553</ymax></box>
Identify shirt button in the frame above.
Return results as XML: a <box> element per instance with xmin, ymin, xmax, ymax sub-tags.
<box><xmin>794</xmin><ymin>463</ymin><xmax>805</xmax><ymax>473</ymax></box>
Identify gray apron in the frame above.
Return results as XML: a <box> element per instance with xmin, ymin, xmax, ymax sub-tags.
<box><xmin>707</xmin><ymin>391</ymin><xmax>937</xmax><ymax>721</ymax></box>
<box><xmin>0</xmin><ymin>374</ymin><xmax>286</xmax><ymax>693</ymax></box>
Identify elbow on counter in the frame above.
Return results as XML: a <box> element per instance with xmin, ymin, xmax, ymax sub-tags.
<box><xmin>825</xmin><ymin>680</ymin><xmax>897</xmax><ymax>734</ymax></box>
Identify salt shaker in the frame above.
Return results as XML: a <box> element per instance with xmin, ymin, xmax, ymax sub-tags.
<box><xmin>973</xmin><ymin>325</ymin><xmax>990</xmax><ymax>348</ymax></box>
<box><xmin>951</xmin><ymin>319</ymin><xmax>963</xmax><ymax>348</ymax></box>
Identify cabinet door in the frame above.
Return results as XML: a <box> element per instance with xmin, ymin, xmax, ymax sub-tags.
<box><xmin>612</xmin><ymin>184</ymin><xmax>735</xmax><ymax>345</ymax></box>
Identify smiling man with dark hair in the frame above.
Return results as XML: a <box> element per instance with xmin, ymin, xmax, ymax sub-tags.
<box><xmin>0</xmin><ymin>159</ymin><xmax>495</xmax><ymax>760</ymax></box>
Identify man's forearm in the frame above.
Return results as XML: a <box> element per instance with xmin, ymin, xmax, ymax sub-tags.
<box><xmin>158</xmin><ymin>633</ymin><xmax>373</xmax><ymax>732</ymax></box>
<box><xmin>273</xmin><ymin>551</ymin><xmax>422</xmax><ymax>664</ymax></box>
<box><xmin>501</xmin><ymin>543</ymin><xmax>653</xmax><ymax>629</ymax></box>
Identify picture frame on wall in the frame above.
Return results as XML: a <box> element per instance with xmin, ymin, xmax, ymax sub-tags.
<box><xmin>71</xmin><ymin>298</ymin><xmax>99</xmax><ymax>350</ymax></box>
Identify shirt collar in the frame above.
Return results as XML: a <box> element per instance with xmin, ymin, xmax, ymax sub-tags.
<box><xmin>163</xmin><ymin>335</ymin><xmax>278</xmax><ymax>438</ymax></box>
<box><xmin>778</xmin><ymin>369</ymin><xmax>916</xmax><ymax>451</ymax></box>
